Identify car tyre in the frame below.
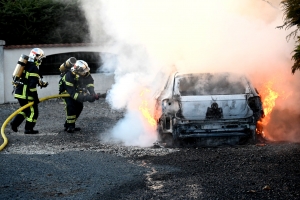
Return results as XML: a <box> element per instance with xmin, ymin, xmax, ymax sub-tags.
<box><xmin>248</xmin><ymin>129</ymin><xmax>257</xmax><ymax>145</ymax></box>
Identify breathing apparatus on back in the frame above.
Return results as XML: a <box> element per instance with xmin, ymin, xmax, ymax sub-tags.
<box><xmin>12</xmin><ymin>54</ymin><xmax>29</xmax><ymax>87</ymax></box>
<box><xmin>12</xmin><ymin>48</ymin><xmax>48</xmax><ymax>91</ymax></box>
<box><xmin>59</xmin><ymin>57</ymin><xmax>77</xmax><ymax>76</ymax></box>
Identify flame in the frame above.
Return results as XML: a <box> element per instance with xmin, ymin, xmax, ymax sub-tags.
<box><xmin>257</xmin><ymin>81</ymin><xmax>279</xmax><ymax>138</ymax></box>
<box><xmin>262</xmin><ymin>81</ymin><xmax>279</xmax><ymax>117</ymax></box>
<box><xmin>139</xmin><ymin>89</ymin><xmax>156</xmax><ymax>127</ymax></box>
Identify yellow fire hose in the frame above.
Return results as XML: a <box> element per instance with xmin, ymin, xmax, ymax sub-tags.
<box><xmin>0</xmin><ymin>94</ymin><xmax>70</xmax><ymax>151</ymax></box>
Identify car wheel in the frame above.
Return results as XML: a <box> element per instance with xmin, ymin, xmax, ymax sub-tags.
<box><xmin>157</xmin><ymin>123</ymin><xmax>164</xmax><ymax>142</ymax></box>
<box><xmin>249</xmin><ymin>129</ymin><xmax>257</xmax><ymax>145</ymax></box>
<box><xmin>163</xmin><ymin>133</ymin><xmax>175</xmax><ymax>147</ymax></box>
<box><xmin>157</xmin><ymin>123</ymin><xmax>174</xmax><ymax>147</ymax></box>
<box><xmin>172</xmin><ymin>129</ymin><xmax>182</xmax><ymax>147</ymax></box>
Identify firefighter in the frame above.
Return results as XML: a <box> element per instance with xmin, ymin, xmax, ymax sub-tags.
<box><xmin>10</xmin><ymin>48</ymin><xmax>48</xmax><ymax>134</ymax></box>
<box><xmin>59</xmin><ymin>60</ymin><xmax>99</xmax><ymax>133</ymax></box>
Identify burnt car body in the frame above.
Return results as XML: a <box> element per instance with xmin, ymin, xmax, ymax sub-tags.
<box><xmin>155</xmin><ymin>72</ymin><xmax>264</xmax><ymax>146</ymax></box>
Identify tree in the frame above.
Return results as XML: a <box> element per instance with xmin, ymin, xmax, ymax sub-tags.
<box><xmin>0</xmin><ymin>0</ymin><xmax>90</xmax><ymax>45</ymax></box>
<box><xmin>278</xmin><ymin>0</ymin><xmax>300</xmax><ymax>73</ymax></box>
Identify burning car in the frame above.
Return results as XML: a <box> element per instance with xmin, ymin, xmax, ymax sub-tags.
<box><xmin>155</xmin><ymin>72</ymin><xmax>264</xmax><ymax>146</ymax></box>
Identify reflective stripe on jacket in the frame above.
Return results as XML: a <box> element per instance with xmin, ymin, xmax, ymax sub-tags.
<box><xmin>59</xmin><ymin>71</ymin><xmax>85</xmax><ymax>102</ymax></box>
<box><xmin>78</xmin><ymin>73</ymin><xmax>96</xmax><ymax>95</ymax></box>
<box><xmin>14</xmin><ymin>62</ymin><xmax>40</xmax><ymax>100</ymax></box>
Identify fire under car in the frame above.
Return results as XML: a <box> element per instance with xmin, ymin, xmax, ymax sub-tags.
<box><xmin>155</xmin><ymin>72</ymin><xmax>264</xmax><ymax>146</ymax></box>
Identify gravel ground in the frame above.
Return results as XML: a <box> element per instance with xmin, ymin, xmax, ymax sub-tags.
<box><xmin>0</xmin><ymin>98</ymin><xmax>300</xmax><ymax>200</ymax></box>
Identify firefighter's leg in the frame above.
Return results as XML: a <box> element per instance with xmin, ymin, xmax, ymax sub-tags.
<box><xmin>72</xmin><ymin>100</ymin><xmax>83</xmax><ymax>131</ymax></box>
<box><xmin>10</xmin><ymin>99</ymin><xmax>28</xmax><ymax>132</ymax></box>
<box><xmin>75</xmin><ymin>100</ymin><xmax>83</xmax><ymax>124</ymax></box>
<box><xmin>63</xmin><ymin>98</ymin><xmax>68</xmax><ymax>131</ymax></box>
<box><xmin>24</xmin><ymin>102</ymin><xmax>39</xmax><ymax>134</ymax></box>
<box><xmin>64</xmin><ymin>97</ymin><xmax>77</xmax><ymax>133</ymax></box>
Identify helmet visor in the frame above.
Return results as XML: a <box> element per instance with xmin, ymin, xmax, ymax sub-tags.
<box><xmin>74</xmin><ymin>61</ymin><xmax>90</xmax><ymax>76</ymax></box>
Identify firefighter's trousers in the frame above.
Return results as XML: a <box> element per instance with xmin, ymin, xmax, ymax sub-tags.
<box><xmin>63</xmin><ymin>97</ymin><xmax>83</xmax><ymax>129</ymax></box>
<box><xmin>11</xmin><ymin>98</ymin><xmax>39</xmax><ymax>130</ymax></box>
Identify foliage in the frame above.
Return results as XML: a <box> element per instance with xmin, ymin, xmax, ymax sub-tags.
<box><xmin>278</xmin><ymin>0</ymin><xmax>300</xmax><ymax>73</ymax></box>
<box><xmin>291</xmin><ymin>39</ymin><xmax>300</xmax><ymax>73</ymax></box>
<box><xmin>0</xmin><ymin>0</ymin><xmax>90</xmax><ymax>45</ymax></box>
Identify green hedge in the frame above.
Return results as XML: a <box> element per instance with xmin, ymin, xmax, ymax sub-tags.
<box><xmin>0</xmin><ymin>0</ymin><xmax>90</xmax><ymax>45</ymax></box>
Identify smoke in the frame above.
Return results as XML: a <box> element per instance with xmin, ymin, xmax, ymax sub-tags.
<box><xmin>80</xmin><ymin>0</ymin><xmax>300</xmax><ymax>145</ymax></box>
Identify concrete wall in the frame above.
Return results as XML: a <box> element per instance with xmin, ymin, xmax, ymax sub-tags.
<box><xmin>0</xmin><ymin>43</ymin><xmax>115</xmax><ymax>103</ymax></box>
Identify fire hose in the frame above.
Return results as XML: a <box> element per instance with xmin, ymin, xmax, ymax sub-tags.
<box><xmin>0</xmin><ymin>94</ymin><xmax>70</xmax><ymax>151</ymax></box>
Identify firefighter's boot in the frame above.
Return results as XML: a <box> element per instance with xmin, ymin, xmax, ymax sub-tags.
<box><xmin>10</xmin><ymin>122</ymin><xmax>18</xmax><ymax>132</ymax></box>
<box><xmin>25</xmin><ymin>122</ymin><xmax>39</xmax><ymax>134</ymax></box>
<box><xmin>10</xmin><ymin>114</ymin><xmax>25</xmax><ymax>132</ymax></box>
<box><xmin>64</xmin><ymin>126</ymin><xmax>81</xmax><ymax>132</ymax></box>
<box><xmin>67</xmin><ymin>127</ymin><xmax>75</xmax><ymax>133</ymax></box>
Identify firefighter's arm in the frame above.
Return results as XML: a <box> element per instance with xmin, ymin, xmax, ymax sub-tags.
<box><xmin>85</xmin><ymin>74</ymin><xmax>100</xmax><ymax>100</ymax></box>
<box><xmin>83</xmin><ymin>74</ymin><xmax>95</xmax><ymax>95</ymax></box>
<box><xmin>38</xmin><ymin>72</ymin><xmax>48</xmax><ymax>88</ymax></box>
<box><xmin>38</xmin><ymin>79</ymin><xmax>48</xmax><ymax>88</ymax></box>
<box><xmin>28</xmin><ymin>72</ymin><xmax>40</xmax><ymax>104</ymax></box>
<box><xmin>86</xmin><ymin>85</ymin><xmax>100</xmax><ymax>100</ymax></box>
<box><xmin>64</xmin><ymin>75</ymin><xmax>82</xmax><ymax>101</ymax></box>
<box><xmin>64</xmin><ymin>73</ymin><xmax>89</xmax><ymax>102</ymax></box>
<box><xmin>86</xmin><ymin>83</ymin><xmax>96</xmax><ymax>95</ymax></box>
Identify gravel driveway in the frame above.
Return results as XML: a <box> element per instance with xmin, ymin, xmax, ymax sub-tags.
<box><xmin>1</xmin><ymin>98</ymin><xmax>300</xmax><ymax>199</ymax></box>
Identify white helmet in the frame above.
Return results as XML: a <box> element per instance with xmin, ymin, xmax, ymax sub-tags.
<box><xmin>71</xmin><ymin>60</ymin><xmax>90</xmax><ymax>76</ymax></box>
<box><xmin>28</xmin><ymin>48</ymin><xmax>45</xmax><ymax>64</ymax></box>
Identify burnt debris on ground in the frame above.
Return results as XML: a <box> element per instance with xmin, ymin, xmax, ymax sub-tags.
<box><xmin>0</xmin><ymin>99</ymin><xmax>300</xmax><ymax>200</ymax></box>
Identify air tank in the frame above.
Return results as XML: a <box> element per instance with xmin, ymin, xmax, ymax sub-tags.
<box><xmin>59</xmin><ymin>57</ymin><xmax>77</xmax><ymax>74</ymax></box>
<box><xmin>12</xmin><ymin>54</ymin><xmax>29</xmax><ymax>84</ymax></box>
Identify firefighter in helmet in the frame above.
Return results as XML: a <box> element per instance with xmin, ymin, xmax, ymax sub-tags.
<box><xmin>10</xmin><ymin>48</ymin><xmax>48</xmax><ymax>134</ymax></box>
<box><xmin>59</xmin><ymin>59</ymin><xmax>99</xmax><ymax>133</ymax></box>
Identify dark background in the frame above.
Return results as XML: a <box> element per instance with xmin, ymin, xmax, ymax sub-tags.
<box><xmin>40</xmin><ymin>52</ymin><xmax>117</xmax><ymax>75</ymax></box>
<box><xmin>0</xmin><ymin>0</ymin><xmax>89</xmax><ymax>45</ymax></box>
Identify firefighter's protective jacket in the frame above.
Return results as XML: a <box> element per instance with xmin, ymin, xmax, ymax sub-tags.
<box><xmin>14</xmin><ymin>62</ymin><xmax>40</xmax><ymax>101</ymax></box>
<box><xmin>78</xmin><ymin>73</ymin><xmax>96</xmax><ymax>96</ymax></box>
<box><xmin>59</xmin><ymin>71</ymin><xmax>87</xmax><ymax>102</ymax></box>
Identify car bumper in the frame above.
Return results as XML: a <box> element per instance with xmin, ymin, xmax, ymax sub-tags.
<box><xmin>160</xmin><ymin>116</ymin><xmax>257</xmax><ymax>138</ymax></box>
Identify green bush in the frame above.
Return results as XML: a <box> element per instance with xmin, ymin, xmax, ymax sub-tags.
<box><xmin>0</xmin><ymin>0</ymin><xmax>90</xmax><ymax>45</ymax></box>
<box><xmin>278</xmin><ymin>0</ymin><xmax>300</xmax><ymax>73</ymax></box>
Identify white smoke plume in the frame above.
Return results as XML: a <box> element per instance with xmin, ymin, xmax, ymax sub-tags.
<box><xmin>80</xmin><ymin>0</ymin><xmax>300</xmax><ymax>145</ymax></box>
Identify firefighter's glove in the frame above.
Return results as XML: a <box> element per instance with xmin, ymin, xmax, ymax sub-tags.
<box><xmin>85</xmin><ymin>95</ymin><xmax>95</xmax><ymax>102</ymax></box>
<box><xmin>43</xmin><ymin>81</ymin><xmax>49</xmax><ymax>88</ymax></box>
<box><xmin>38</xmin><ymin>79</ymin><xmax>49</xmax><ymax>88</ymax></box>
<box><xmin>94</xmin><ymin>93</ymin><xmax>100</xmax><ymax>100</ymax></box>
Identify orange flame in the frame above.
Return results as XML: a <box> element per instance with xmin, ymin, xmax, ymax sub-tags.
<box><xmin>139</xmin><ymin>89</ymin><xmax>156</xmax><ymax>127</ymax></box>
<box><xmin>262</xmin><ymin>81</ymin><xmax>279</xmax><ymax>117</ymax></box>
<box><xmin>257</xmin><ymin>81</ymin><xmax>279</xmax><ymax>138</ymax></box>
